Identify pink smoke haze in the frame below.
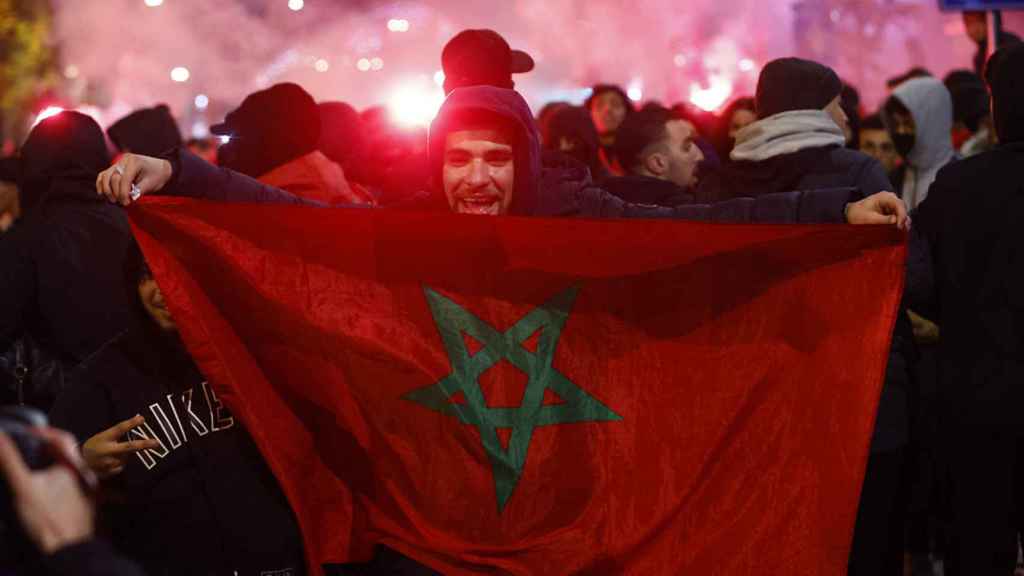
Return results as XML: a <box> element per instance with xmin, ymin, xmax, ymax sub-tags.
<box><xmin>51</xmin><ymin>0</ymin><xmax>1024</xmax><ymax>131</ymax></box>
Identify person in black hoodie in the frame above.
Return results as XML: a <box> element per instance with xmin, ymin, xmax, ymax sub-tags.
<box><xmin>602</xmin><ymin>105</ymin><xmax>702</xmax><ymax>207</ymax></box>
<box><xmin>905</xmin><ymin>42</ymin><xmax>1024</xmax><ymax>576</ymax></box>
<box><xmin>48</xmin><ymin>248</ymin><xmax>306</xmax><ymax>576</ymax></box>
<box><xmin>0</xmin><ymin>112</ymin><xmax>137</xmax><ymax>393</ymax></box>
<box><xmin>704</xmin><ymin>57</ymin><xmax>892</xmax><ymax>202</ymax></box>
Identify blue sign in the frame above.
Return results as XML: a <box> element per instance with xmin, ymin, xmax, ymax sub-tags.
<box><xmin>940</xmin><ymin>0</ymin><xmax>1024</xmax><ymax>10</ymax></box>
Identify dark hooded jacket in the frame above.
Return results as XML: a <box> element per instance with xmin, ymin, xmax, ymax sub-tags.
<box><xmin>155</xmin><ymin>87</ymin><xmax>861</xmax><ymax>224</ymax></box>
<box><xmin>50</xmin><ymin>312</ymin><xmax>305</xmax><ymax>576</ymax></box>
<box><xmin>0</xmin><ymin>112</ymin><xmax>136</xmax><ymax>368</ymax></box>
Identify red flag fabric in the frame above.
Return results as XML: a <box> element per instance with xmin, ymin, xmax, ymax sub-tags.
<box><xmin>128</xmin><ymin>198</ymin><xmax>906</xmax><ymax>576</ymax></box>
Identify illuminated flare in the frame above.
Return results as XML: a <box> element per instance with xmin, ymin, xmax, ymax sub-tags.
<box><xmin>388</xmin><ymin>84</ymin><xmax>445</xmax><ymax>128</ymax></box>
<box><xmin>689</xmin><ymin>76</ymin><xmax>733</xmax><ymax>112</ymax></box>
<box><xmin>171</xmin><ymin>66</ymin><xmax>191</xmax><ymax>82</ymax></box>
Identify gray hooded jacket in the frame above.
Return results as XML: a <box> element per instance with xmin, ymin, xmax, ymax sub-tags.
<box><xmin>890</xmin><ymin>77</ymin><xmax>956</xmax><ymax>209</ymax></box>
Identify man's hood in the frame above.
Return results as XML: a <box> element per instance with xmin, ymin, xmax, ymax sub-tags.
<box><xmin>891</xmin><ymin>77</ymin><xmax>955</xmax><ymax>170</ymax></box>
<box><xmin>18</xmin><ymin>111</ymin><xmax>110</xmax><ymax>216</ymax></box>
<box><xmin>429</xmin><ymin>86</ymin><xmax>542</xmax><ymax>216</ymax></box>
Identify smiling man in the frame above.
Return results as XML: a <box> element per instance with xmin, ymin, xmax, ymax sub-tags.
<box><xmin>441</xmin><ymin>124</ymin><xmax>515</xmax><ymax>215</ymax></box>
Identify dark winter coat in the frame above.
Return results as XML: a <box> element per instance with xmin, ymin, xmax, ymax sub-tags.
<box><xmin>0</xmin><ymin>112</ymin><xmax>136</xmax><ymax>368</ymax></box>
<box><xmin>906</xmin><ymin>142</ymin><xmax>1024</xmax><ymax>437</ymax></box>
<box><xmin>49</xmin><ymin>320</ymin><xmax>305</xmax><ymax>576</ymax></box>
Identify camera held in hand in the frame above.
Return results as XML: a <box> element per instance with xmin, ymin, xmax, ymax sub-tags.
<box><xmin>0</xmin><ymin>406</ymin><xmax>53</xmax><ymax>566</ymax></box>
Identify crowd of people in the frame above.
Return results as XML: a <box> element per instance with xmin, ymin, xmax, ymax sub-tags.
<box><xmin>0</xmin><ymin>10</ymin><xmax>1022</xmax><ymax>576</ymax></box>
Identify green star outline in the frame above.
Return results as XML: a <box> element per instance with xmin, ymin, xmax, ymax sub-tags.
<box><xmin>404</xmin><ymin>285</ymin><xmax>622</xmax><ymax>512</ymax></box>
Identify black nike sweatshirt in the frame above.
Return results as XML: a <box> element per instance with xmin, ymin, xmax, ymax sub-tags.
<box><xmin>49</xmin><ymin>319</ymin><xmax>305</xmax><ymax>576</ymax></box>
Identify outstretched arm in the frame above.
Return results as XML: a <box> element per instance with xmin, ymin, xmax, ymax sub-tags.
<box><xmin>97</xmin><ymin>150</ymin><xmax>322</xmax><ymax>207</ymax></box>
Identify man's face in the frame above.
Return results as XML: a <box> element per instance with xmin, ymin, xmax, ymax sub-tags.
<box><xmin>591</xmin><ymin>92</ymin><xmax>628</xmax><ymax>135</ymax></box>
<box><xmin>888</xmin><ymin>107</ymin><xmax>917</xmax><ymax>158</ymax></box>
<box><xmin>729</xmin><ymin>108</ymin><xmax>757</xmax><ymax>139</ymax></box>
<box><xmin>859</xmin><ymin>129</ymin><xmax>899</xmax><ymax>173</ymax></box>
<box><xmin>656</xmin><ymin>119</ymin><xmax>704</xmax><ymax>189</ymax></box>
<box><xmin>442</xmin><ymin>129</ymin><xmax>515</xmax><ymax>216</ymax></box>
<box><xmin>824</xmin><ymin>96</ymin><xmax>850</xmax><ymax>139</ymax></box>
<box><xmin>964</xmin><ymin>13</ymin><xmax>987</xmax><ymax>43</ymax></box>
<box><xmin>138</xmin><ymin>276</ymin><xmax>177</xmax><ymax>332</ymax></box>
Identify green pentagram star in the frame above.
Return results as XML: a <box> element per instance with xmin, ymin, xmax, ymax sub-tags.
<box><xmin>404</xmin><ymin>285</ymin><xmax>622</xmax><ymax>512</ymax></box>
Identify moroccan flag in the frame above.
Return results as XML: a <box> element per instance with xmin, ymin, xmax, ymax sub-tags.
<box><xmin>128</xmin><ymin>198</ymin><xmax>905</xmax><ymax>575</ymax></box>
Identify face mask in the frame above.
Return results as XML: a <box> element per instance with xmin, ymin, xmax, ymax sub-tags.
<box><xmin>891</xmin><ymin>133</ymin><xmax>915</xmax><ymax>159</ymax></box>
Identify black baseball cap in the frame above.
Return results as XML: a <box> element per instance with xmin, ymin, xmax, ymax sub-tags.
<box><xmin>441</xmin><ymin>29</ymin><xmax>534</xmax><ymax>95</ymax></box>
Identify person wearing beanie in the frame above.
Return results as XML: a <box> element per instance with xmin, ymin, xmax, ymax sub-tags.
<box><xmin>212</xmin><ymin>83</ymin><xmax>373</xmax><ymax>206</ymax></box>
<box><xmin>702</xmin><ymin>57</ymin><xmax>892</xmax><ymax>201</ymax></box>
<box><xmin>905</xmin><ymin>42</ymin><xmax>1024</xmax><ymax>576</ymax></box>
<box><xmin>882</xmin><ymin>77</ymin><xmax>955</xmax><ymax>210</ymax></box>
<box><xmin>108</xmin><ymin>104</ymin><xmax>183</xmax><ymax>158</ymax></box>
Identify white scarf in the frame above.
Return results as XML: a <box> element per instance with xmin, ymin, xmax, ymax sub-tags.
<box><xmin>730</xmin><ymin>110</ymin><xmax>846</xmax><ymax>163</ymax></box>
